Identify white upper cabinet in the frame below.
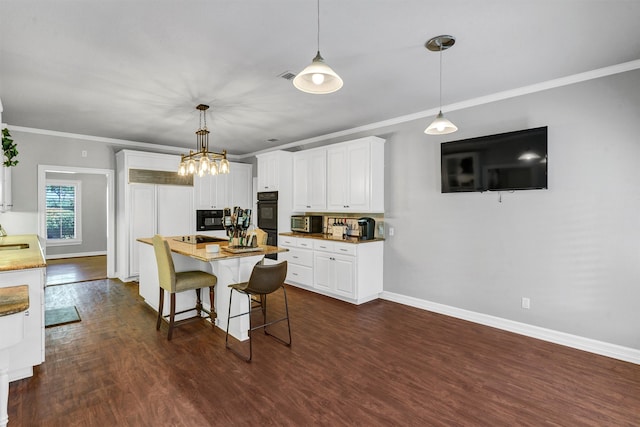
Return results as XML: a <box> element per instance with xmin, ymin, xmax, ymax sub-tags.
<box><xmin>256</xmin><ymin>152</ymin><xmax>281</xmax><ymax>191</ymax></box>
<box><xmin>326</xmin><ymin>136</ymin><xmax>385</xmax><ymax>212</ymax></box>
<box><xmin>229</xmin><ymin>163</ymin><xmax>252</xmax><ymax>209</ymax></box>
<box><xmin>257</xmin><ymin>151</ymin><xmax>293</xmax><ymax>192</ymax></box>
<box><xmin>193</xmin><ymin>162</ymin><xmax>252</xmax><ymax>210</ymax></box>
<box><xmin>292</xmin><ymin>148</ymin><xmax>327</xmax><ymax>211</ymax></box>
<box><xmin>194</xmin><ymin>173</ymin><xmax>228</xmax><ymax>210</ymax></box>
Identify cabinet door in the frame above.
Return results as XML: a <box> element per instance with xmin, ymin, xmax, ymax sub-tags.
<box><xmin>211</xmin><ymin>174</ymin><xmax>229</xmax><ymax>209</ymax></box>
<box><xmin>313</xmin><ymin>252</ymin><xmax>332</xmax><ymax>292</ymax></box>
<box><xmin>333</xmin><ymin>254</ymin><xmax>355</xmax><ymax>298</ymax></box>
<box><xmin>326</xmin><ymin>147</ymin><xmax>348</xmax><ymax>210</ymax></box>
<box><xmin>130</xmin><ymin>184</ymin><xmax>156</xmax><ymax>277</ymax></box>
<box><xmin>292</xmin><ymin>153</ymin><xmax>310</xmax><ymax>211</ymax></box>
<box><xmin>229</xmin><ymin>163</ymin><xmax>252</xmax><ymax>209</ymax></box>
<box><xmin>308</xmin><ymin>149</ymin><xmax>327</xmax><ymax>210</ymax></box>
<box><xmin>194</xmin><ymin>175</ymin><xmax>213</xmax><ymax>209</ymax></box>
<box><xmin>344</xmin><ymin>142</ymin><xmax>370</xmax><ymax>211</ymax></box>
<box><xmin>257</xmin><ymin>154</ymin><xmax>278</xmax><ymax>191</ymax></box>
<box><xmin>157</xmin><ymin>185</ymin><xmax>193</xmax><ymax>237</ymax></box>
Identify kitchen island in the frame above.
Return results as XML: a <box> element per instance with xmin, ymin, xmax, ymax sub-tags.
<box><xmin>136</xmin><ymin>236</ymin><xmax>287</xmax><ymax>340</ymax></box>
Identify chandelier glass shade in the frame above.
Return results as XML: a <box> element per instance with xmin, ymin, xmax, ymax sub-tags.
<box><xmin>178</xmin><ymin>104</ymin><xmax>230</xmax><ymax>177</ymax></box>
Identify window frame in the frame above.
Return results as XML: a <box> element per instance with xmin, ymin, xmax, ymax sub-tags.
<box><xmin>45</xmin><ymin>179</ymin><xmax>82</xmax><ymax>246</ymax></box>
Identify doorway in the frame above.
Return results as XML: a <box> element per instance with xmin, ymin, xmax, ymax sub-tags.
<box><xmin>37</xmin><ymin>165</ymin><xmax>115</xmax><ymax>280</ymax></box>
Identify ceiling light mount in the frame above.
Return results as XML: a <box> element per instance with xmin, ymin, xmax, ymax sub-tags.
<box><xmin>424</xmin><ymin>35</ymin><xmax>458</xmax><ymax>136</ymax></box>
<box><xmin>425</xmin><ymin>35</ymin><xmax>456</xmax><ymax>52</ymax></box>
<box><xmin>178</xmin><ymin>104</ymin><xmax>230</xmax><ymax>177</ymax></box>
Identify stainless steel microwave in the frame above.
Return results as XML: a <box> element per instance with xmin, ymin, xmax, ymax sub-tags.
<box><xmin>291</xmin><ymin>215</ymin><xmax>323</xmax><ymax>233</ymax></box>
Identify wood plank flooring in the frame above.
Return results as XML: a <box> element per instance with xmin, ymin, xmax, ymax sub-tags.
<box><xmin>8</xmin><ymin>278</ymin><xmax>640</xmax><ymax>426</ymax></box>
<box><xmin>46</xmin><ymin>256</ymin><xmax>107</xmax><ymax>286</ymax></box>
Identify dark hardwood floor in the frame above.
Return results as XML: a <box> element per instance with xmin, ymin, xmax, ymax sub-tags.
<box><xmin>46</xmin><ymin>255</ymin><xmax>107</xmax><ymax>286</ymax></box>
<box><xmin>8</xmin><ymin>278</ymin><xmax>640</xmax><ymax>426</ymax></box>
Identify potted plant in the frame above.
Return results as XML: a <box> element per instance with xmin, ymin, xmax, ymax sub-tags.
<box><xmin>1</xmin><ymin>127</ymin><xmax>17</xmax><ymax>212</ymax></box>
<box><xmin>2</xmin><ymin>128</ymin><xmax>18</xmax><ymax>167</ymax></box>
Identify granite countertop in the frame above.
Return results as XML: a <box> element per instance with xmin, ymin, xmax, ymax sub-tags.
<box><xmin>279</xmin><ymin>232</ymin><xmax>385</xmax><ymax>244</ymax></box>
<box><xmin>0</xmin><ymin>284</ymin><xmax>29</xmax><ymax>317</ymax></box>
<box><xmin>0</xmin><ymin>235</ymin><xmax>47</xmax><ymax>272</ymax></box>
<box><xmin>137</xmin><ymin>236</ymin><xmax>287</xmax><ymax>262</ymax></box>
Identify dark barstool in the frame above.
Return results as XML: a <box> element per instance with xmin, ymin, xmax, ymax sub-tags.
<box><xmin>226</xmin><ymin>261</ymin><xmax>291</xmax><ymax>362</ymax></box>
<box><xmin>152</xmin><ymin>235</ymin><xmax>217</xmax><ymax>340</ymax></box>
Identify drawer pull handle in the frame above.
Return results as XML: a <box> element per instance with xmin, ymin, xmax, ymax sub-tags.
<box><xmin>292</xmin><ymin>272</ymin><xmax>298</xmax><ymax>276</ymax></box>
<box><xmin>293</xmin><ymin>256</ymin><xmax>299</xmax><ymax>259</ymax></box>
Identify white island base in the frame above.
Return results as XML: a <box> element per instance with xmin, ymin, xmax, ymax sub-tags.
<box><xmin>137</xmin><ymin>242</ymin><xmax>265</xmax><ymax>341</ymax></box>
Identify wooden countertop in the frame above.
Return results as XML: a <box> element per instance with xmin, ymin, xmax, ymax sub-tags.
<box><xmin>0</xmin><ymin>234</ymin><xmax>46</xmax><ymax>272</ymax></box>
<box><xmin>279</xmin><ymin>232</ymin><xmax>385</xmax><ymax>244</ymax></box>
<box><xmin>137</xmin><ymin>236</ymin><xmax>287</xmax><ymax>262</ymax></box>
<box><xmin>0</xmin><ymin>284</ymin><xmax>29</xmax><ymax>317</ymax></box>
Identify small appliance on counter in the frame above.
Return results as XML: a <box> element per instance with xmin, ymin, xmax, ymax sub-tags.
<box><xmin>291</xmin><ymin>215</ymin><xmax>323</xmax><ymax>233</ymax></box>
<box><xmin>358</xmin><ymin>217</ymin><xmax>376</xmax><ymax>240</ymax></box>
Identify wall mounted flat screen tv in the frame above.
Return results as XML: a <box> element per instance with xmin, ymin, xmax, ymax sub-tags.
<box><xmin>441</xmin><ymin>126</ymin><xmax>548</xmax><ymax>193</ymax></box>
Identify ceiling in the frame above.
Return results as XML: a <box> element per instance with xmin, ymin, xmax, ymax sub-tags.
<box><xmin>1</xmin><ymin>1</ymin><xmax>640</xmax><ymax>157</ymax></box>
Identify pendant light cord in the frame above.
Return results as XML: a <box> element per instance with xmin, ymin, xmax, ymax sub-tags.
<box><xmin>316</xmin><ymin>0</ymin><xmax>320</xmax><ymax>52</ymax></box>
<box><xmin>439</xmin><ymin>41</ymin><xmax>443</xmax><ymax>110</ymax></box>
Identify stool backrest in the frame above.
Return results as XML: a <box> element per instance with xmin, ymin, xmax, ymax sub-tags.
<box><xmin>245</xmin><ymin>261</ymin><xmax>287</xmax><ymax>295</ymax></box>
<box><xmin>152</xmin><ymin>235</ymin><xmax>176</xmax><ymax>292</ymax></box>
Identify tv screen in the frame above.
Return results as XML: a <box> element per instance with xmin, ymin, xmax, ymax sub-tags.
<box><xmin>441</xmin><ymin>126</ymin><xmax>548</xmax><ymax>193</ymax></box>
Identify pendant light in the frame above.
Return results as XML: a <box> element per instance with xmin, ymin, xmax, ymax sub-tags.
<box><xmin>178</xmin><ymin>104</ymin><xmax>230</xmax><ymax>177</ymax></box>
<box><xmin>293</xmin><ymin>0</ymin><xmax>343</xmax><ymax>94</ymax></box>
<box><xmin>424</xmin><ymin>35</ymin><xmax>458</xmax><ymax>135</ymax></box>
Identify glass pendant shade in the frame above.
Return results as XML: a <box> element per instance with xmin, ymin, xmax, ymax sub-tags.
<box><xmin>210</xmin><ymin>161</ymin><xmax>219</xmax><ymax>175</ymax></box>
<box><xmin>187</xmin><ymin>158</ymin><xmax>197</xmax><ymax>174</ymax></box>
<box><xmin>425</xmin><ymin>111</ymin><xmax>458</xmax><ymax>135</ymax></box>
<box><xmin>293</xmin><ymin>52</ymin><xmax>343</xmax><ymax>94</ymax></box>
<box><xmin>219</xmin><ymin>158</ymin><xmax>230</xmax><ymax>174</ymax></box>
<box><xmin>178</xmin><ymin>161</ymin><xmax>186</xmax><ymax>176</ymax></box>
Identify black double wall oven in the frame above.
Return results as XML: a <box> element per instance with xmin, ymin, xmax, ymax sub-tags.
<box><xmin>257</xmin><ymin>191</ymin><xmax>278</xmax><ymax>260</ymax></box>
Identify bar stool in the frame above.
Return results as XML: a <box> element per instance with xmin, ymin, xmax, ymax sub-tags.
<box><xmin>225</xmin><ymin>261</ymin><xmax>291</xmax><ymax>362</ymax></box>
<box><xmin>152</xmin><ymin>235</ymin><xmax>217</xmax><ymax>340</ymax></box>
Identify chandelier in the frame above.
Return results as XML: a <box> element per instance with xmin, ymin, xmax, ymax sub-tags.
<box><xmin>178</xmin><ymin>104</ymin><xmax>230</xmax><ymax>177</ymax></box>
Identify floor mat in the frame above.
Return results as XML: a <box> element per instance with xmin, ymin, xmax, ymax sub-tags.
<box><xmin>45</xmin><ymin>306</ymin><xmax>81</xmax><ymax>327</ymax></box>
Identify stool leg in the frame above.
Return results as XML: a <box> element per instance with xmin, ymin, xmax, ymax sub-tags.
<box><xmin>209</xmin><ymin>286</ymin><xmax>216</xmax><ymax>321</ymax></box>
<box><xmin>195</xmin><ymin>288</ymin><xmax>202</xmax><ymax>317</ymax></box>
<box><xmin>168</xmin><ymin>293</ymin><xmax>176</xmax><ymax>341</ymax></box>
<box><xmin>157</xmin><ymin>288</ymin><xmax>164</xmax><ymax>331</ymax></box>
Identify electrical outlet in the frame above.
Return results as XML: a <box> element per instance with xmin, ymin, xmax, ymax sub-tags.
<box><xmin>81</xmin><ymin>150</ymin><xmax>88</xmax><ymax>158</ymax></box>
<box><xmin>388</xmin><ymin>227</ymin><xmax>395</xmax><ymax>236</ymax></box>
<box><xmin>521</xmin><ymin>297</ymin><xmax>531</xmax><ymax>309</ymax></box>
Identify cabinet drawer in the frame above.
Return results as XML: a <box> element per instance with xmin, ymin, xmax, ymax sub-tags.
<box><xmin>279</xmin><ymin>236</ymin><xmax>300</xmax><ymax>247</ymax></box>
<box><xmin>313</xmin><ymin>240</ymin><xmax>335</xmax><ymax>252</ymax></box>
<box><xmin>281</xmin><ymin>248</ymin><xmax>313</xmax><ymax>267</ymax></box>
<box><xmin>296</xmin><ymin>239</ymin><xmax>313</xmax><ymax>249</ymax></box>
<box><xmin>287</xmin><ymin>264</ymin><xmax>313</xmax><ymax>286</ymax></box>
<box><xmin>333</xmin><ymin>242</ymin><xmax>357</xmax><ymax>256</ymax></box>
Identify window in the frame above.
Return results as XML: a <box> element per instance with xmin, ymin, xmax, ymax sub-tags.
<box><xmin>46</xmin><ymin>180</ymin><xmax>82</xmax><ymax>245</ymax></box>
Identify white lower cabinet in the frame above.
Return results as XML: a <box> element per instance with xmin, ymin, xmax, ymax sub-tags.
<box><xmin>279</xmin><ymin>236</ymin><xmax>313</xmax><ymax>288</ymax></box>
<box><xmin>280</xmin><ymin>236</ymin><xmax>383</xmax><ymax>304</ymax></box>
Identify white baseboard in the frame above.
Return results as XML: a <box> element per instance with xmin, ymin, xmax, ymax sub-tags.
<box><xmin>46</xmin><ymin>251</ymin><xmax>107</xmax><ymax>260</ymax></box>
<box><xmin>379</xmin><ymin>291</ymin><xmax>640</xmax><ymax>365</ymax></box>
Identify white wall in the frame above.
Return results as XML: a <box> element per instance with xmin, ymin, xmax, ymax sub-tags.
<box><xmin>383</xmin><ymin>69</ymin><xmax>640</xmax><ymax>350</ymax></box>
